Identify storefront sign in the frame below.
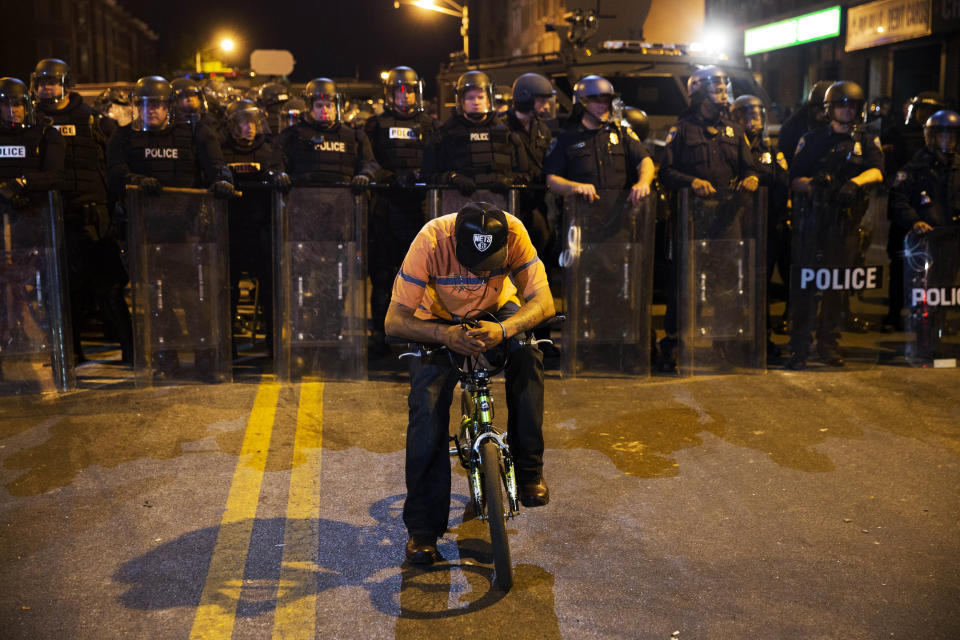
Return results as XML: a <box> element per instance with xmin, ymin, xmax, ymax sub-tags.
<box><xmin>845</xmin><ymin>0</ymin><xmax>932</xmax><ymax>51</ymax></box>
<box><xmin>744</xmin><ymin>6</ymin><xmax>841</xmax><ymax>55</ymax></box>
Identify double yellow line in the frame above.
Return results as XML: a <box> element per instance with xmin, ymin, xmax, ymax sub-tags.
<box><xmin>189</xmin><ymin>379</ymin><xmax>324</xmax><ymax>640</ymax></box>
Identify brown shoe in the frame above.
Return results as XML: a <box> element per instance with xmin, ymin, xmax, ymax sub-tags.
<box><xmin>405</xmin><ymin>536</ymin><xmax>441</xmax><ymax>565</ymax></box>
<box><xmin>519</xmin><ymin>477</ymin><xmax>550</xmax><ymax>507</ymax></box>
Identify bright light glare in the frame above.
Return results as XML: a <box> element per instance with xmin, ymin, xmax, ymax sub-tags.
<box><xmin>380</xmin><ymin>70</ymin><xmax>390</xmax><ymax>80</ymax></box>
<box><xmin>220</xmin><ymin>38</ymin><xmax>235</xmax><ymax>52</ymax></box>
<box><xmin>701</xmin><ymin>28</ymin><xmax>729</xmax><ymax>53</ymax></box>
<box><xmin>414</xmin><ymin>0</ymin><xmax>439</xmax><ymax>10</ymax></box>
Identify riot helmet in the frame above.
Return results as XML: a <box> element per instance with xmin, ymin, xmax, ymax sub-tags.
<box><xmin>94</xmin><ymin>86</ymin><xmax>134</xmax><ymax>126</ymax></box>
<box><xmin>0</xmin><ymin>78</ymin><xmax>35</xmax><ymax>130</ymax></box>
<box><xmin>454</xmin><ymin>202</ymin><xmax>509</xmax><ymax>273</ymax></box>
<box><xmin>868</xmin><ymin>96</ymin><xmax>891</xmax><ymax>121</ymax></box>
<box><xmin>686</xmin><ymin>66</ymin><xmax>730</xmax><ymax>103</ymax></box>
<box><xmin>171</xmin><ymin>77</ymin><xmax>207</xmax><ymax>125</ymax></box>
<box><xmin>278</xmin><ymin>97</ymin><xmax>306</xmax><ymax>131</ymax></box>
<box><xmin>384</xmin><ymin>66</ymin><xmax>423</xmax><ymax>115</ymax></box>
<box><xmin>304</xmin><ymin>78</ymin><xmax>341</xmax><ymax>126</ymax></box>
<box><xmin>573</xmin><ymin>75</ymin><xmax>618</xmax><ymax>124</ymax></box>
<box><xmin>257</xmin><ymin>83</ymin><xmax>290</xmax><ymax>111</ymax></box>
<box><xmin>824</xmin><ymin>81</ymin><xmax>866</xmax><ymax>126</ymax></box>
<box><xmin>511</xmin><ymin>73</ymin><xmax>555</xmax><ymax>116</ymax></box>
<box><xmin>132</xmin><ymin>76</ymin><xmax>173</xmax><ymax>132</ymax></box>
<box><xmin>806</xmin><ymin>80</ymin><xmax>833</xmax><ymax>125</ymax></box>
<box><xmin>621</xmin><ymin>106</ymin><xmax>649</xmax><ymax>140</ymax></box>
<box><xmin>225</xmin><ymin>99</ymin><xmax>266</xmax><ymax>147</ymax></box>
<box><xmin>731</xmin><ymin>94</ymin><xmax>765</xmax><ymax>136</ymax></box>
<box><xmin>923</xmin><ymin>110</ymin><xmax>960</xmax><ymax>156</ymax></box>
<box><xmin>30</xmin><ymin>58</ymin><xmax>71</xmax><ymax>105</ymax></box>
<box><xmin>455</xmin><ymin>70</ymin><xmax>495</xmax><ymax>120</ymax></box>
<box><xmin>906</xmin><ymin>92</ymin><xmax>946</xmax><ymax>127</ymax></box>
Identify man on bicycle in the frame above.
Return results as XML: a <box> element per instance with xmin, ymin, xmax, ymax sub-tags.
<box><xmin>385</xmin><ymin>201</ymin><xmax>555</xmax><ymax>564</ymax></box>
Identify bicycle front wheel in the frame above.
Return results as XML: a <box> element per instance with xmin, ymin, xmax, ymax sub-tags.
<box><xmin>481</xmin><ymin>439</ymin><xmax>513</xmax><ymax>591</ymax></box>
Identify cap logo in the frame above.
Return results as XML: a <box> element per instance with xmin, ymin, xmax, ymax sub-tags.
<box><xmin>473</xmin><ymin>233</ymin><xmax>493</xmax><ymax>252</ymax></box>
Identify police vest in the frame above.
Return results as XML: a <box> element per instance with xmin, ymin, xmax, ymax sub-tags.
<box><xmin>285</xmin><ymin>122</ymin><xmax>357</xmax><ymax>184</ymax></box>
<box><xmin>222</xmin><ymin>135</ymin><xmax>273</xmax><ymax>190</ymax></box>
<box><xmin>43</xmin><ymin>99</ymin><xmax>108</xmax><ymax>202</ymax></box>
<box><xmin>124</xmin><ymin>123</ymin><xmax>198</xmax><ymax>188</ymax></box>
<box><xmin>440</xmin><ymin>116</ymin><xmax>514</xmax><ymax>178</ymax></box>
<box><xmin>371</xmin><ymin>112</ymin><xmax>430</xmax><ymax>172</ymax></box>
<box><xmin>813</xmin><ymin>129</ymin><xmax>868</xmax><ymax>181</ymax></box>
<box><xmin>0</xmin><ymin>126</ymin><xmax>45</xmax><ymax>180</ymax></box>
<box><xmin>561</xmin><ymin>126</ymin><xmax>630</xmax><ymax>190</ymax></box>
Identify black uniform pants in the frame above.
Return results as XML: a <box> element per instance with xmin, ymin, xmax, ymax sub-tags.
<box><xmin>402</xmin><ymin>306</ymin><xmax>545</xmax><ymax>539</ymax></box>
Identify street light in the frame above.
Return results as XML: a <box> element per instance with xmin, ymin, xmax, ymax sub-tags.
<box><xmin>394</xmin><ymin>0</ymin><xmax>469</xmax><ymax>59</ymax></box>
<box><xmin>195</xmin><ymin>35</ymin><xmax>238</xmax><ymax>74</ymax></box>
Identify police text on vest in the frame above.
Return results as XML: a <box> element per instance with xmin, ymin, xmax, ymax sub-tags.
<box><xmin>144</xmin><ymin>148</ymin><xmax>179</xmax><ymax>159</ymax></box>
<box><xmin>470</xmin><ymin>132</ymin><xmax>490</xmax><ymax>142</ymax></box>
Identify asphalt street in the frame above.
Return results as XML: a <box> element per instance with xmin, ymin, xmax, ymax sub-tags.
<box><xmin>2</xmin><ymin>346</ymin><xmax>959</xmax><ymax>639</ymax></box>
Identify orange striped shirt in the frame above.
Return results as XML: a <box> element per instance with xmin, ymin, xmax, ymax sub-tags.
<box><xmin>391</xmin><ymin>212</ymin><xmax>549</xmax><ymax>321</ymax></box>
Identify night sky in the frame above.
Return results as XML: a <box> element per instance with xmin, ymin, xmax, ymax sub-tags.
<box><xmin>128</xmin><ymin>0</ymin><xmax>464</xmax><ymax>90</ymax></box>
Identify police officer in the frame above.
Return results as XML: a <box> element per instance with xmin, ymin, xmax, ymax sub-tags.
<box><xmin>257</xmin><ymin>82</ymin><xmax>291</xmax><ymax>135</ymax></box>
<box><xmin>106</xmin><ymin>75</ymin><xmax>236</xmax><ymax>379</ymax></box>
<box><xmin>731</xmin><ymin>94</ymin><xmax>790</xmax><ymax>357</ymax></box>
<box><xmin>32</xmin><ymin>58</ymin><xmax>133</xmax><ymax>364</ymax></box>
<box><xmin>888</xmin><ymin>110</ymin><xmax>960</xmax><ymax>360</ymax></box>
<box><xmin>787</xmin><ymin>80</ymin><xmax>884</xmax><ymax>369</ymax></box>
<box><xmin>220</xmin><ymin>99</ymin><xmax>290</xmax><ymax>357</ymax></box>
<box><xmin>544</xmin><ymin>75</ymin><xmax>654</xmax><ymax>203</ymax></box>
<box><xmin>778</xmin><ymin>80</ymin><xmax>832</xmax><ymax>165</ymax></box>
<box><xmin>363</xmin><ymin>66</ymin><xmax>436</xmax><ymax>357</ymax></box>
<box><xmin>881</xmin><ymin>92</ymin><xmax>947</xmax><ymax>331</ymax></box>
<box><xmin>172</xmin><ymin>77</ymin><xmax>219</xmax><ymax>132</ymax></box>
<box><xmin>505</xmin><ymin>73</ymin><xmax>554</xmax><ymax>254</ymax></box>
<box><xmin>422</xmin><ymin>70</ymin><xmax>525</xmax><ymax>196</ymax></box>
<box><xmin>658</xmin><ymin>66</ymin><xmax>759</xmax><ymax>370</ymax></box>
<box><xmin>275</xmin><ymin>78</ymin><xmax>378</xmax><ymax>190</ymax></box>
<box><xmin>0</xmin><ymin>77</ymin><xmax>65</xmax><ymax>208</ymax></box>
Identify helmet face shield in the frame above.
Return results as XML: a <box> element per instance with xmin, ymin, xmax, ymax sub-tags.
<box><xmin>827</xmin><ymin>97</ymin><xmax>864</xmax><ymax>125</ymax></box>
<box><xmin>0</xmin><ymin>78</ymin><xmax>35</xmax><ymax>128</ymax></box>
<box><xmin>33</xmin><ymin>76</ymin><xmax>66</xmax><ymax>104</ymax></box>
<box><xmin>925</xmin><ymin>128</ymin><xmax>959</xmax><ymax>155</ymax></box>
<box><xmin>732</xmin><ymin>96</ymin><xmax>765</xmax><ymax>135</ymax></box>
<box><xmin>105</xmin><ymin>103</ymin><xmax>135</xmax><ymax>127</ymax></box>
<box><xmin>389</xmin><ymin>81</ymin><xmax>422</xmax><ymax>114</ymax></box>
<box><xmin>455</xmin><ymin>71</ymin><xmax>494</xmax><ymax>118</ymax></box>
<box><xmin>134</xmin><ymin>96</ymin><xmax>171</xmax><ymax>132</ymax></box>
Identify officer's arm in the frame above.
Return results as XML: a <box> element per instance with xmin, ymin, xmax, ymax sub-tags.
<box><xmin>420</xmin><ymin>132</ymin><xmax>442</xmax><ymax>184</ymax></box>
<box><xmin>23</xmin><ymin>127</ymin><xmax>66</xmax><ymax>193</ymax></box>
<box><xmin>888</xmin><ymin>173</ymin><xmax>920</xmax><ymax>231</ymax></box>
<box><xmin>106</xmin><ymin>127</ymin><xmax>132</xmax><ymax>196</ymax></box>
<box><xmin>658</xmin><ymin>125</ymin><xmax>698</xmax><ymax>191</ymax></box>
<box><xmin>355</xmin><ymin>129</ymin><xmax>379</xmax><ymax>178</ymax></box>
<box><xmin>194</xmin><ymin>124</ymin><xmax>232</xmax><ymax>185</ymax></box>
<box><xmin>853</xmin><ymin>137</ymin><xmax>884</xmax><ymax>187</ymax></box>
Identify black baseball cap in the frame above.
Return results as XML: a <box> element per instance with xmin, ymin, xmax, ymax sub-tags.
<box><xmin>454</xmin><ymin>202</ymin><xmax>508</xmax><ymax>272</ymax></box>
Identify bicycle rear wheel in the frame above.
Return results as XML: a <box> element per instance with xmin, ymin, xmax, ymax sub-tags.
<box><xmin>481</xmin><ymin>439</ymin><xmax>512</xmax><ymax>591</ymax></box>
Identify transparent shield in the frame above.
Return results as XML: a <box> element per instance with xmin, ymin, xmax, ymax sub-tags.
<box><xmin>903</xmin><ymin>226</ymin><xmax>960</xmax><ymax>367</ymax></box>
<box><xmin>273</xmin><ymin>187</ymin><xmax>366</xmax><ymax>381</ymax></box>
<box><xmin>676</xmin><ymin>188</ymin><xmax>767</xmax><ymax>375</ymax></box>
<box><xmin>127</xmin><ymin>187</ymin><xmax>232</xmax><ymax>386</ymax></box>
<box><xmin>788</xmin><ymin>188</ymin><xmax>883</xmax><ymax>366</ymax></box>
<box><xmin>561</xmin><ymin>190</ymin><xmax>655</xmax><ymax>376</ymax></box>
<box><xmin>428</xmin><ymin>188</ymin><xmax>511</xmax><ymax>219</ymax></box>
<box><xmin>0</xmin><ymin>192</ymin><xmax>74</xmax><ymax>394</ymax></box>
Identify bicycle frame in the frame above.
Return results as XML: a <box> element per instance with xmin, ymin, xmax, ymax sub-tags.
<box><xmin>452</xmin><ymin>360</ymin><xmax>520</xmax><ymax>519</ymax></box>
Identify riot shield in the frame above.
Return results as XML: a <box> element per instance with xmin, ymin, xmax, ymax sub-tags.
<box><xmin>273</xmin><ymin>186</ymin><xmax>366</xmax><ymax>381</ymax></box>
<box><xmin>560</xmin><ymin>189</ymin><xmax>655</xmax><ymax>376</ymax></box>
<box><xmin>903</xmin><ymin>226</ymin><xmax>960</xmax><ymax>367</ymax></box>
<box><xmin>427</xmin><ymin>188</ymin><xmax>515</xmax><ymax>218</ymax></box>
<box><xmin>675</xmin><ymin>188</ymin><xmax>767</xmax><ymax>375</ymax></box>
<box><xmin>0</xmin><ymin>192</ymin><xmax>75</xmax><ymax>394</ymax></box>
<box><xmin>127</xmin><ymin>187</ymin><xmax>232</xmax><ymax>386</ymax></box>
<box><xmin>788</xmin><ymin>187</ymin><xmax>884</xmax><ymax>366</ymax></box>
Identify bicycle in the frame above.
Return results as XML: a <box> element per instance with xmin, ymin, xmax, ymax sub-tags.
<box><xmin>397</xmin><ymin>315</ymin><xmax>561</xmax><ymax>592</ymax></box>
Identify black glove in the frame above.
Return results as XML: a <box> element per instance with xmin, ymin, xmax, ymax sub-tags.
<box><xmin>0</xmin><ymin>178</ymin><xmax>25</xmax><ymax>203</ymax></box>
<box><xmin>350</xmin><ymin>174</ymin><xmax>370</xmax><ymax>195</ymax></box>
<box><xmin>271</xmin><ymin>171</ymin><xmax>292</xmax><ymax>194</ymax></box>
<box><xmin>376</xmin><ymin>170</ymin><xmax>397</xmax><ymax>187</ymax></box>
<box><xmin>837</xmin><ymin>179</ymin><xmax>860</xmax><ymax>204</ymax></box>
<box><xmin>128</xmin><ymin>174</ymin><xmax>163</xmax><ymax>195</ymax></box>
<box><xmin>810</xmin><ymin>173</ymin><xmax>833</xmax><ymax>190</ymax></box>
<box><xmin>489</xmin><ymin>173</ymin><xmax>514</xmax><ymax>195</ymax></box>
<box><xmin>448</xmin><ymin>172</ymin><xmax>476</xmax><ymax>196</ymax></box>
<box><xmin>212</xmin><ymin>180</ymin><xmax>237</xmax><ymax>199</ymax></box>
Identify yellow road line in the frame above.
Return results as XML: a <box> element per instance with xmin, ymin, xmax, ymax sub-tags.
<box><xmin>273</xmin><ymin>381</ymin><xmax>324</xmax><ymax>640</ymax></box>
<box><xmin>189</xmin><ymin>380</ymin><xmax>281</xmax><ymax>640</ymax></box>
